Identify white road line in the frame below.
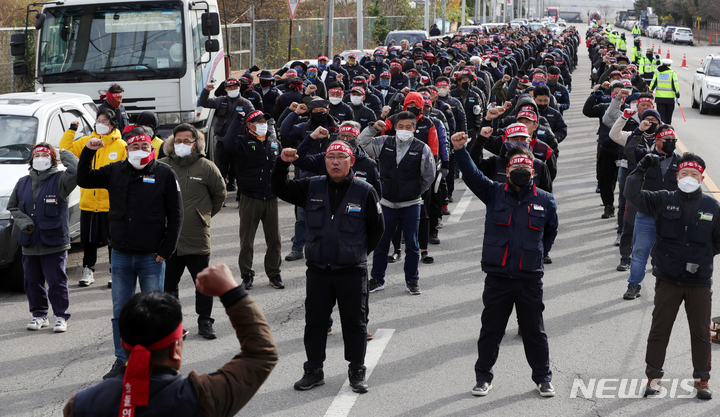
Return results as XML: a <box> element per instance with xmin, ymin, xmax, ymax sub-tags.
<box><xmin>323</xmin><ymin>328</ymin><xmax>395</xmax><ymax>417</ymax></box>
<box><xmin>446</xmin><ymin>188</ymin><xmax>474</xmax><ymax>223</ymax></box>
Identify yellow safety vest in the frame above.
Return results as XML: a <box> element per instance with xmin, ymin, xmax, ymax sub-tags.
<box><xmin>632</xmin><ymin>26</ymin><xmax>641</xmax><ymax>35</ymax></box>
<box><xmin>630</xmin><ymin>46</ymin><xmax>642</xmax><ymax>63</ymax></box>
<box><xmin>636</xmin><ymin>55</ymin><xmax>655</xmax><ymax>75</ymax></box>
<box><xmin>617</xmin><ymin>38</ymin><xmax>627</xmax><ymax>51</ymax></box>
<box><xmin>652</xmin><ymin>69</ymin><xmax>679</xmax><ymax>99</ymax></box>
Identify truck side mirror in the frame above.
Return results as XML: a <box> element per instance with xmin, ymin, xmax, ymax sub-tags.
<box><xmin>10</xmin><ymin>33</ymin><xmax>26</xmax><ymax>57</ymax></box>
<box><xmin>35</xmin><ymin>12</ymin><xmax>46</xmax><ymax>30</ymax></box>
<box><xmin>201</xmin><ymin>12</ymin><xmax>220</xmax><ymax>36</ymax></box>
<box><xmin>13</xmin><ymin>61</ymin><xmax>27</xmax><ymax>75</ymax></box>
<box><xmin>205</xmin><ymin>39</ymin><xmax>219</xmax><ymax>53</ymax></box>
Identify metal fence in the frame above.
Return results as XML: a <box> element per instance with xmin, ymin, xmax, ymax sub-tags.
<box><xmin>0</xmin><ymin>16</ymin><xmax>413</xmax><ymax>94</ymax></box>
<box><xmin>692</xmin><ymin>21</ymin><xmax>720</xmax><ymax>45</ymax></box>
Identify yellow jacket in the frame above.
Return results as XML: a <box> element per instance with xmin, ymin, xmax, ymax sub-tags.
<box><xmin>152</xmin><ymin>137</ymin><xmax>164</xmax><ymax>159</ymax></box>
<box><xmin>60</xmin><ymin>128</ymin><xmax>127</xmax><ymax>212</ymax></box>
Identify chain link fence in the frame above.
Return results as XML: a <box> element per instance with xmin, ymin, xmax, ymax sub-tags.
<box><xmin>0</xmin><ymin>16</ymin><xmax>412</xmax><ymax>93</ymax></box>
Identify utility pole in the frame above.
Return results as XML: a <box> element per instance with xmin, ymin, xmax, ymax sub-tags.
<box><xmin>425</xmin><ymin>0</ymin><xmax>430</xmax><ymax>33</ymax></box>
<box><xmin>442</xmin><ymin>0</ymin><xmax>446</xmax><ymax>34</ymax></box>
<box><xmin>249</xmin><ymin>5</ymin><xmax>255</xmax><ymax>66</ymax></box>
<box><xmin>324</xmin><ymin>0</ymin><xmax>334</xmax><ymax>57</ymax></box>
<box><xmin>356</xmin><ymin>0</ymin><xmax>363</xmax><ymax>49</ymax></box>
<box><xmin>482</xmin><ymin>0</ymin><xmax>486</xmax><ymax>23</ymax></box>
<box><xmin>461</xmin><ymin>0</ymin><xmax>466</xmax><ymax>26</ymax></box>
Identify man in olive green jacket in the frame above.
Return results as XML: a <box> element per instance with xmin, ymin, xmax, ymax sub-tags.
<box><xmin>159</xmin><ymin>124</ymin><xmax>227</xmax><ymax>339</ymax></box>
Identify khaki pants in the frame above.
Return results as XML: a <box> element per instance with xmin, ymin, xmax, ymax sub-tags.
<box><xmin>645</xmin><ymin>279</ymin><xmax>712</xmax><ymax>381</ymax></box>
<box><xmin>238</xmin><ymin>196</ymin><xmax>282</xmax><ymax>279</ymax></box>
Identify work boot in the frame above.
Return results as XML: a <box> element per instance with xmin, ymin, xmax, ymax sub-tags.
<box><xmin>294</xmin><ymin>368</ymin><xmax>324</xmax><ymax>391</ymax></box>
<box><xmin>617</xmin><ymin>260</ymin><xmax>630</xmax><ymax>271</ymax></box>
<box><xmin>695</xmin><ymin>380</ymin><xmax>712</xmax><ymax>400</ymax></box>
<box><xmin>198</xmin><ymin>319</ymin><xmax>217</xmax><ymax>340</ymax></box>
<box><xmin>242</xmin><ymin>273</ymin><xmax>254</xmax><ymax>290</ymax></box>
<box><xmin>601</xmin><ymin>205</ymin><xmax>615</xmax><ymax>219</ymax></box>
<box><xmin>285</xmin><ymin>250</ymin><xmax>304</xmax><ymax>261</ymax></box>
<box><xmin>623</xmin><ymin>284</ymin><xmax>641</xmax><ymax>299</ymax></box>
<box><xmin>348</xmin><ymin>368</ymin><xmax>369</xmax><ymax>393</ymax></box>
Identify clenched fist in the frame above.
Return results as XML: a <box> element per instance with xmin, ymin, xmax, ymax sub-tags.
<box><xmin>373</xmin><ymin>120</ymin><xmax>387</xmax><ymax>132</ymax></box>
<box><xmin>451</xmin><ymin>132</ymin><xmax>469</xmax><ymax>150</ymax></box>
<box><xmin>86</xmin><ymin>138</ymin><xmax>104</xmax><ymax>150</ymax></box>
<box><xmin>281</xmin><ymin>148</ymin><xmax>299</xmax><ymax>163</ymax></box>
<box><xmin>196</xmin><ymin>263</ymin><xmax>238</xmax><ymax>297</ymax></box>
<box><xmin>311</xmin><ymin>126</ymin><xmax>329</xmax><ymax>139</ymax></box>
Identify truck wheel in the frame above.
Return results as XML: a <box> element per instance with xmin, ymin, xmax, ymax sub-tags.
<box><xmin>6</xmin><ymin>248</ymin><xmax>25</xmax><ymax>292</ymax></box>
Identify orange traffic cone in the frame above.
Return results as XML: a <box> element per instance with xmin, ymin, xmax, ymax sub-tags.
<box><xmin>658</xmin><ymin>45</ymin><xmax>662</xmax><ymax>56</ymax></box>
<box><xmin>681</xmin><ymin>54</ymin><xmax>687</xmax><ymax>68</ymax></box>
<box><xmin>666</xmin><ymin>49</ymin><xmax>670</xmax><ymax>59</ymax></box>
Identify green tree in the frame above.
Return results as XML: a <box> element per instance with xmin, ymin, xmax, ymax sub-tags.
<box><xmin>368</xmin><ymin>0</ymin><xmax>390</xmax><ymax>45</ymax></box>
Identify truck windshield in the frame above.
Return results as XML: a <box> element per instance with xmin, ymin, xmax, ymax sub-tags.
<box><xmin>0</xmin><ymin>116</ymin><xmax>39</xmax><ymax>164</ymax></box>
<box><xmin>38</xmin><ymin>2</ymin><xmax>185</xmax><ymax>82</ymax></box>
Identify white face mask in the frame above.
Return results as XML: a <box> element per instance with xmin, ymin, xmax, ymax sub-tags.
<box><xmin>350</xmin><ymin>96</ymin><xmax>363</xmax><ymax>106</ymax></box>
<box><xmin>227</xmin><ymin>89</ymin><xmax>240</xmax><ymax>98</ymax></box>
<box><xmin>437</xmin><ymin>88</ymin><xmax>449</xmax><ymax>97</ymax></box>
<box><xmin>32</xmin><ymin>157</ymin><xmax>52</xmax><ymax>172</ymax></box>
<box><xmin>678</xmin><ymin>176</ymin><xmax>701</xmax><ymax>193</ymax></box>
<box><xmin>396</xmin><ymin>130</ymin><xmax>413</xmax><ymax>142</ymax></box>
<box><xmin>128</xmin><ymin>150</ymin><xmax>152</xmax><ymax>169</ymax></box>
<box><xmin>96</xmin><ymin>123</ymin><xmax>111</xmax><ymax>135</ymax></box>
<box><xmin>329</xmin><ymin>97</ymin><xmax>342</xmax><ymax>105</ymax></box>
<box><xmin>174</xmin><ymin>143</ymin><xmax>193</xmax><ymax>157</ymax></box>
<box><xmin>254</xmin><ymin>123</ymin><xmax>268</xmax><ymax>137</ymax></box>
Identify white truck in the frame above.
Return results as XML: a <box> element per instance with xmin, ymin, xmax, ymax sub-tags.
<box><xmin>10</xmin><ymin>0</ymin><xmax>227</xmax><ymax>159</ymax></box>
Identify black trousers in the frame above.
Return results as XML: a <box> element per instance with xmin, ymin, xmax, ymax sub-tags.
<box><xmin>447</xmin><ymin>152</ymin><xmax>457</xmax><ymax>199</ymax></box>
<box><xmin>597</xmin><ymin>147</ymin><xmax>619</xmax><ymax>207</ymax></box>
<box><xmin>304</xmin><ymin>268</ymin><xmax>368</xmax><ymax>372</ymax></box>
<box><xmin>215</xmin><ymin>140</ymin><xmax>236</xmax><ymax>183</ymax></box>
<box><xmin>163</xmin><ymin>253</ymin><xmax>214</xmax><ymax>322</ymax></box>
<box><xmin>475</xmin><ymin>274</ymin><xmax>551</xmax><ymax>385</ymax></box>
<box><xmin>655</xmin><ymin>101</ymin><xmax>675</xmax><ymax>125</ymax></box>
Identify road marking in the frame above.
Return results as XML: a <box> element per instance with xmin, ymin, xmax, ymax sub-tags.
<box><xmin>323</xmin><ymin>328</ymin><xmax>395</xmax><ymax>417</ymax></box>
<box><xmin>447</xmin><ymin>188</ymin><xmax>474</xmax><ymax>223</ymax></box>
<box><xmin>676</xmin><ymin>139</ymin><xmax>720</xmax><ymax>200</ymax></box>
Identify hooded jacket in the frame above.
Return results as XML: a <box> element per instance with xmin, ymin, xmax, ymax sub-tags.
<box><xmin>379</xmin><ymin>92</ymin><xmax>439</xmax><ymax>156</ymax></box>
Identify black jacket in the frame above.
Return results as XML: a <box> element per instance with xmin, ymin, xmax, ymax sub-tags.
<box><xmin>77</xmin><ymin>150</ymin><xmax>183</xmax><ymax>259</ymax></box>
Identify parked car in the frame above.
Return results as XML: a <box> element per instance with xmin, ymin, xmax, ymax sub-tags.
<box><xmin>528</xmin><ymin>22</ymin><xmax>546</xmax><ymax>31</ymax></box>
<box><xmin>384</xmin><ymin>30</ymin><xmax>429</xmax><ymax>47</ymax></box>
<box><xmin>0</xmin><ymin>92</ymin><xmax>97</xmax><ymax>291</ymax></box>
<box><xmin>691</xmin><ymin>54</ymin><xmax>720</xmax><ymax>115</ymax></box>
<box><xmin>647</xmin><ymin>26</ymin><xmax>662</xmax><ymax>39</ymax></box>
<box><xmin>457</xmin><ymin>25</ymin><xmax>484</xmax><ymax>34</ymax></box>
<box><xmin>672</xmin><ymin>27</ymin><xmax>693</xmax><ymax>45</ymax></box>
<box><xmin>662</xmin><ymin>26</ymin><xmax>677</xmax><ymax>43</ymax></box>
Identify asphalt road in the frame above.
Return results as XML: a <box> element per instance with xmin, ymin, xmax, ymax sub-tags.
<box><xmin>2</xmin><ymin>24</ymin><xmax>720</xmax><ymax>417</ymax></box>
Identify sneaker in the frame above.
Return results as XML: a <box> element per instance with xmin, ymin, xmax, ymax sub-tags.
<box><xmin>107</xmin><ymin>279</ymin><xmax>112</xmax><ymax>289</ymax></box>
<box><xmin>406</xmin><ymin>281</ymin><xmax>422</xmax><ymax>295</ymax></box>
<box><xmin>601</xmin><ymin>205</ymin><xmax>615</xmax><ymax>219</ymax></box>
<box><xmin>448</xmin><ymin>196</ymin><xmax>454</xmax><ymax>202</ymax></box>
<box><xmin>537</xmin><ymin>381</ymin><xmax>556</xmax><ymax>397</ymax></box>
<box><xmin>368</xmin><ymin>278</ymin><xmax>384</xmax><ymax>293</ymax></box>
<box><xmin>27</xmin><ymin>317</ymin><xmax>49</xmax><ymax>331</ymax></box>
<box><xmin>242</xmin><ymin>273</ymin><xmax>254</xmax><ymax>290</ymax></box>
<box><xmin>644</xmin><ymin>379</ymin><xmax>662</xmax><ymax>397</ymax></box>
<box><xmin>471</xmin><ymin>382</ymin><xmax>492</xmax><ymax>396</ymax></box>
<box><xmin>623</xmin><ymin>284</ymin><xmax>641</xmax><ymax>300</ymax></box>
<box><xmin>269</xmin><ymin>275</ymin><xmax>285</xmax><ymax>289</ymax></box>
<box><xmin>388</xmin><ymin>250</ymin><xmax>401</xmax><ymax>263</ymax></box>
<box><xmin>617</xmin><ymin>260</ymin><xmax>631</xmax><ymax>271</ymax></box>
<box><xmin>429</xmin><ymin>233</ymin><xmax>440</xmax><ymax>245</ymax></box>
<box><xmin>435</xmin><ymin>221</ymin><xmax>444</xmax><ymax>230</ymax></box>
<box><xmin>198</xmin><ymin>319</ymin><xmax>217</xmax><ymax>340</ymax></box>
<box><xmin>367</xmin><ymin>331</ymin><xmax>373</xmax><ymax>340</ymax></box>
<box><xmin>53</xmin><ymin>317</ymin><xmax>67</xmax><ymax>333</ymax></box>
<box><xmin>543</xmin><ymin>255</ymin><xmax>552</xmax><ymax>264</ymax></box>
<box><xmin>441</xmin><ymin>205</ymin><xmax>451</xmax><ymax>216</ymax></box>
<box><xmin>79</xmin><ymin>267</ymin><xmax>95</xmax><ymax>287</ymax></box>
<box><xmin>348</xmin><ymin>369</ymin><xmax>369</xmax><ymax>393</ymax></box>
<box><xmin>285</xmin><ymin>250</ymin><xmax>304</xmax><ymax>261</ymax></box>
<box><xmin>102</xmin><ymin>359</ymin><xmax>125</xmax><ymax>380</ymax></box>
<box><xmin>613</xmin><ymin>234</ymin><xmax>621</xmax><ymax>246</ymax></box>
<box><xmin>421</xmin><ymin>251</ymin><xmax>434</xmax><ymax>264</ymax></box>
<box><xmin>294</xmin><ymin>368</ymin><xmax>325</xmax><ymax>391</ymax></box>
<box><xmin>226</xmin><ymin>182</ymin><xmax>237</xmax><ymax>192</ymax></box>
<box><xmin>695</xmin><ymin>380</ymin><xmax>712</xmax><ymax>400</ymax></box>
<box><xmin>327</xmin><ymin>327</ymin><xmax>332</xmax><ymax>335</ymax></box>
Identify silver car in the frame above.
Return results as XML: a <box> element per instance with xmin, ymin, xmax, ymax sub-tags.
<box><xmin>0</xmin><ymin>92</ymin><xmax>97</xmax><ymax>291</ymax></box>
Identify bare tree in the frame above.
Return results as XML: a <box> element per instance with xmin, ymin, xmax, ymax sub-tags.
<box><xmin>597</xmin><ymin>5</ymin><xmax>615</xmax><ymax>23</ymax></box>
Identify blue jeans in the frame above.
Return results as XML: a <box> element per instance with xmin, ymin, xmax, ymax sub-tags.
<box><xmin>111</xmin><ymin>249</ymin><xmax>166</xmax><ymax>361</ymax></box>
<box><xmin>371</xmin><ymin>205</ymin><xmax>421</xmax><ymax>284</ymax></box>
<box><xmin>292</xmin><ymin>206</ymin><xmax>306</xmax><ymax>252</ymax></box>
<box><xmin>628</xmin><ymin>212</ymin><xmax>656</xmax><ymax>288</ymax></box>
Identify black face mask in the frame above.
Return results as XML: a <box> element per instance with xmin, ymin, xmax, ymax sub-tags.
<box><xmin>460</xmin><ymin>81</ymin><xmax>469</xmax><ymax>90</ymax></box>
<box><xmin>407</xmin><ymin>106</ymin><xmax>421</xmax><ymax>117</ymax></box>
<box><xmin>311</xmin><ymin>112</ymin><xmax>328</xmax><ymax>125</ymax></box>
<box><xmin>509</xmin><ymin>168</ymin><xmax>532</xmax><ymax>187</ymax></box>
<box><xmin>537</xmin><ymin>104</ymin><xmax>549</xmax><ymax>112</ymax></box>
<box><xmin>661</xmin><ymin>139</ymin><xmax>676</xmax><ymax>154</ymax></box>
<box><xmin>646</xmin><ymin>122</ymin><xmax>658</xmax><ymax>134</ymax></box>
<box><xmin>345</xmin><ymin>138</ymin><xmax>358</xmax><ymax>153</ymax></box>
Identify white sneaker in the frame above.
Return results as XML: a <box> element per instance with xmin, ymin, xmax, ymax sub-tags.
<box><xmin>27</xmin><ymin>317</ymin><xmax>49</xmax><ymax>330</ymax></box>
<box><xmin>79</xmin><ymin>267</ymin><xmax>95</xmax><ymax>287</ymax></box>
<box><xmin>53</xmin><ymin>317</ymin><xmax>67</xmax><ymax>333</ymax></box>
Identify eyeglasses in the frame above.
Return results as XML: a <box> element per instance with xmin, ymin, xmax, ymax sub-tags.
<box><xmin>326</xmin><ymin>154</ymin><xmax>350</xmax><ymax>161</ymax></box>
<box><xmin>174</xmin><ymin>139</ymin><xmax>196</xmax><ymax>145</ymax></box>
<box><xmin>97</xmin><ymin>119</ymin><xmax>110</xmax><ymax>126</ymax></box>
<box><xmin>338</xmin><ymin>134</ymin><xmax>356</xmax><ymax>140</ymax></box>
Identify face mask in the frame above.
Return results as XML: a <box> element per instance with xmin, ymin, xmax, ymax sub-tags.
<box><xmin>460</xmin><ymin>81</ymin><xmax>469</xmax><ymax>90</ymax></box>
<box><xmin>504</xmin><ymin>142</ymin><xmax>530</xmax><ymax>151</ymax></box>
<box><xmin>532</xmin><ymin>81</ymin><xmax>547</xmax><ymax>87</ymax></box>
<box><xmin>379</xmin><ymin>79</ymin><xmax>390</xmax><ymax>88</ymax></box>
<box><xmin>348</xmin><ymin>60</ymin><xmax>356</xmax><ymax>66</ymax></box>
<box><xmin>32</xmin><ymin>157</ymin><xmax>52</xmax><ymax>171</ymax></box>
<box><xmin>350</xmin><ymin>96</ymin><xmax>363</xmax><ymax>106</ymax></box>
<box><xmin>295</xmin><ymin>68</ymin><xmax>304</xmax><ymax>77</ymax></box>
<box><xmin>311</xmin><ymin>112</ymin><xmax>328</xmax><ymax>124</ymax></box>
<box><xmin>128</xmin><ymin>150</ymin><xmax>153</xmax><ymax>170</ymax></box>
<box><xmin>318</xmin><ymin>64</ymin><xmax>327</xmax><ymax>72</ymax></box>
<box><xmin>415</xmin><ymin>64</ymin><xmax>423</xmax><ymax>72</ymax></box>
<box><xmin>537</xmin><ymin>104</ymin><xmax>549</xmax><ymax>112</ymax></box>
<box><xmin>661</xmin><ymin>140</ymin><xmax>676</xmax><ymax>154</ymax></box>
<box><xmin>490</xmin><ymin>61</ymin><xmax>497</xmax><ymax>68</ymax></box>
<box><xmin>345</xmin><ymin>138</ymin><xmax>358</xmax><ymax>153</ymax></box>
<box><xmin>407</xmin><ymin>106</ymin><xmax>421</xmax><ymax>118</ymax></box>
<box><xmin>547</xmin><ymin>79</ymin><xmax>558</xmax><ymax>86</ymax></box>
<box><xmin>96</xmin><ymin>123</ymin><xmax>111</xmax><ymax>135</ymax></box>
<box><xmin>308</xmin><ymin>72</ymin><xmax>317</xmax><ymax>81</ymax></box>
<box><xmin>227</xmin><ymin>89</ymin><xmax>240</xmax><ymax>98</ymax></box>
<box><xmin>174</xmin><ymin>143</ymin><xmax>193</xmax><ymax>157</ymax></box>
<box><xmin>437</xmin><ymin>88</ymin><xmax>449</xmax><ymax>97</ymax></box>
<box><xmin>422</xmin><ymin>108</ymin><xmax>431</xmax><ymax>117</ymax></box>
<box><xmin>260</xmin><ymin>80</ymin><xmax>273</xmax><ymax>87</ymax></box>
<box><xmin>396</xmin><ymin>130</ymin><xmax>413</xmax><ymax>142</ymax></box>
<box><xmin>332</xmin><ymin>61</ymin><xmax>341</xmax><ymax>69</ymax></box>
<box><xmin>646</xmin><ymin>122</ymin><xmax>658</xmax><ymax>134</ymax></box>
<box><xmin>240</xmin><ymin>84</ymin><xmax>250</xmax><ymax>92</ymax></box>
<box><xmin>509</xmin><ymin>168</ymin><xmax>532</xmax><ymax>187</ymax></box>
<box><xmin>390</xmin><ymin>67</ymin><xmax>401</xmax><ymax>76</ymax></box>
<box><xmin>255</xmin><ymin>123</ymin><xmax>268</xmax><ymax>137</ymax></box>
<box><xmin>678</xmin><ymin>176</ymin><xmax>701</xmax><ymax>193</ymax></box>
<box><xmin>329</xmin><ymin>97</ymin><xmax>342</xmax><ymax>105</ymax></box>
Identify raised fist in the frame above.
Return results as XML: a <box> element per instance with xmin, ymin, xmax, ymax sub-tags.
<box><xmin>373</xmin><ymin>120</ymin><xmax>387</xmax><ymax>131</ymax></box>
<box><xmin>451</xmin><ymin>132</ymin><xmax>469</xmax><ymax>149</ymax></box>
<box><xmin>311</xmin><ymin>126</ymin><xmax>329</xmax><ymax>139</ymax></box>
<box><xmin>295</xmin><ymin>103</ymin><xmax>308</xmax><ymax>114</ymax></box>
<box><xmin>86</xmin><ymin>138</ymin><xmax>104</xmax><ymax>150</ymax></box>
<box><xmin>280</xmin><ymin>148</ymin><xmax>299</xmax><ymax>163</ymax></box>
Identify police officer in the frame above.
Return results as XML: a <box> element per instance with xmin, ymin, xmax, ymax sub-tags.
<box><xmin>451</xmin><ymin>130</ymin><xmax>558</xmax><ymax>398</ymax></box>
<box><xmin>650</xmin><ymin>59</ymin><xmax>680</xmax><ymax>124</ymax></box>
<box><xmin>272</xmin><ymin>141</ymin><xmax>384</xmax><ymax>394</ymax></box>
<box><xmin>625</xmin><ymin>152</ymin><xmax>718</xmax><ymax>400</ymax></box>
<box><xmin>638</xmin><ymin>49</ymin><xmax>657</xmax><ymax>85</ymax></box>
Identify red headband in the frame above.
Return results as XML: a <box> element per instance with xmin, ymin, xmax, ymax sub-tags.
<box><xmin>32</xmin><ymin>146</ymin><xmax>52</xmax><ymax>155</ymax></box>
<box><xmin>225</xmin><ymin>78</ymin><xmax>239</xmax><ymax>86</ymax></box>
<box><xmin>120</xmin><ymin>324</ymin><xmax>184</xmax><ymax>417</ymax></box>
<box><xmin>436</xmin><ymin>81</ymin><xmax>449</xmax><ymax>87</ymax></box>
<box><xmin>326</xmin><ymin>142</ymin><xmax>353</xmax><ymax>158</ymax></box>
<box><xmin>339</xmin><ymin>126</ymin><xmax>360</xmax><ymax>137</ymax></box>
<box><xmin>533</xmin><ymin>74</ymin><xmax>547</xmax><ymax>82</ymax></box>
<box><xmin>329</xmin><ymin>88</ymin><xmax>344</xmax><ymax>95</ymax></box>
<box><xmin>390</xmin><ymin>62</ymin><xmax>402</xmax><ymax>68</ymax></box>
<box><xmin>246</xmin><ymin>110</ymin><xmax>265</xmax><ymax>122</ymax></box>
<box><xmin>108</xmin><ymin>92</ymin><xmax>123</xmax><ymax>99</ymax></box>
<box><xmin>656</xmin><ymin>129</ymin><xmax>676</xmax><ymax>139</ymax></box>
<box><xmin>505</xmin><ymin>124</ymin><xmax>529</xmax><ymax>137</ymax></box>
<box><xmin>318</xmin><ymin>56</ymin><xmax>329</xmax><ymax>61</ymax></box>
<box><xmin>126</xmin><ymin>134</ymin><xmax>152</xmax><ymax>145</ymax></box>
<box><xmin>678</xmin><ymin>161</ymin><xmax>704</xmax><ymax>174</ymax></box>
<box><xmin>517</xmin><ymin>111</ymin><xmax>538</xmax><ymax>122</ymax></box>
<box><xmin>380</xmin><ymin>71</ymin><xmax>391</xmax><ymax>77</ymax></box>
<box><xmin>638</xmin><ymin>97</ymin><xmax>654</xmax><ymax>104</ymax></box>
<box><xmin>351</xmin><ymin>86</ymin><xmax>365</xmax><ymax>95</ymax></box>
<box><xmin>508</xmin><ymin>156</ymin><xmax>534</xmax><ymax>167</ymax></box>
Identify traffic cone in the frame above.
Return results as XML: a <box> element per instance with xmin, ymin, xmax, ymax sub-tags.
<box><xmin>658</xmin><ymin>45</ymin><xmax>661</xmax><ymax>56</ymax></box>
<box><xmin>666</xmin><ymin>49</ymin><xmax>670</xmax><ymax>59</ymax></box>
<box><xmin>681</xmin><ymin>54</ymin><xmax>687</xmax><ymax>68</ymax></box>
